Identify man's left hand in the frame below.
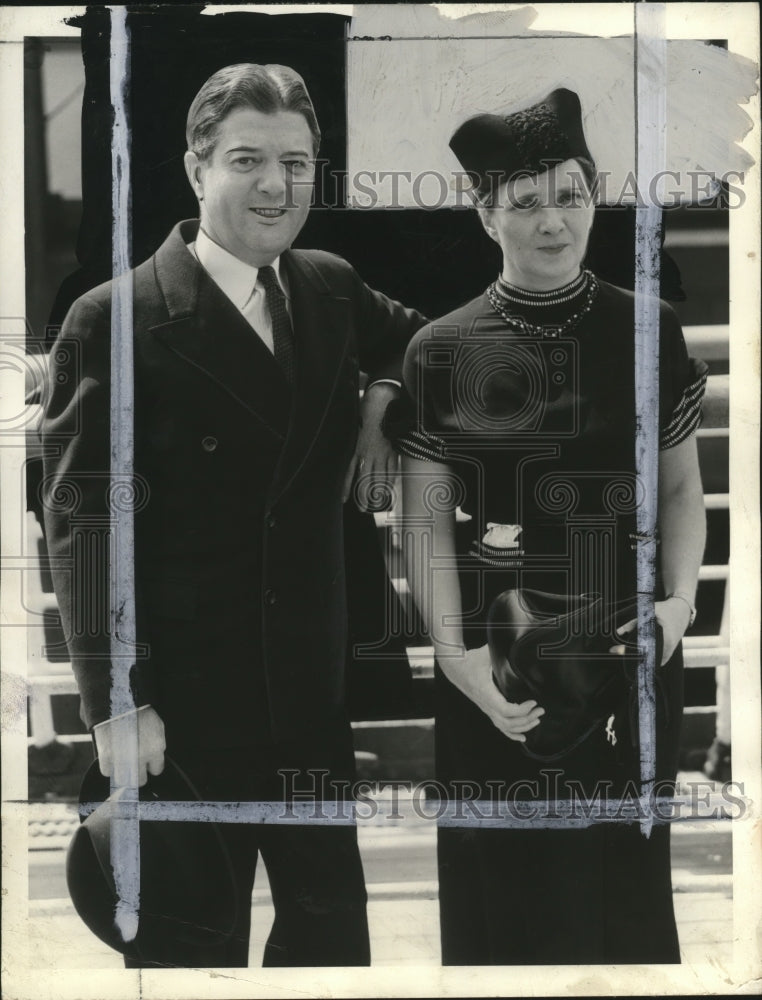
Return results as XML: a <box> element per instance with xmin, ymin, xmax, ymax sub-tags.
<box><xmin>342</xmin><ymin>382</ymin><xmax>400</xmax><ymax>512</ymax></box>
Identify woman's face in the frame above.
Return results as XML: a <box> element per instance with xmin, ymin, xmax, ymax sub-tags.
<box><xmin>480</xmin><ymin>159</ymin><xmax>595</xmax><ymax>291</ymax></box>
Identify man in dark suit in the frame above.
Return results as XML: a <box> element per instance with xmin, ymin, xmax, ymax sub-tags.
<box><xmin>42</xmin><ymin>63</ymin><xmax>425</xmax><ymax>967</ymax></box>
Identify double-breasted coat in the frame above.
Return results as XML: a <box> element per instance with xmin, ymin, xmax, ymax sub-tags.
<box><xmin>42</xmin><ymin>220</ymin><xmax>425</xmax><ymax>752</ymax></box>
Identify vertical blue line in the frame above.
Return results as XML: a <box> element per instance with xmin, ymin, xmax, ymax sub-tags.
<box><xmin>634</xmin><ymin>2</ymin><xmax>667</xmax><ymax>838</ymax></box>
<box><xmin>108</xmin><ymin>4</ymin><xmax>140</xmax><ymax>942</ymax></box>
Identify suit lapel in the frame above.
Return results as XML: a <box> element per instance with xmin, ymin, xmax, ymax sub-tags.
<box><xmin>149</xmin><ymin>221</ymin><xmax>290</xmax><ymax>439</ymax></box>
<box><xmin>267</xmin><ymin>250</ymin><xmax>352</xmax><ymax>502</ymax></box>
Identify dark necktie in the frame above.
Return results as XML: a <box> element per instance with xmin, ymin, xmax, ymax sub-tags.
<box><xmin>258</xmin><ymin>265</ymin><xmax>295</xmax><ymax>385</ymax></box>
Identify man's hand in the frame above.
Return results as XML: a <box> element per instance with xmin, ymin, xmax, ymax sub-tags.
<box><xmin>615</xmin><ymin>598</ymin><xmax>692</xmax><ymax>666</ymax></box>
<box><xmin>93</xmin><ymin>705</ymin><xmax>166</xmax><ymax>787</ymax></box>
<box><xmin>342</xmin><ymin>383</ymin><xmax>400</xmax><ymax>511</ymax></box>
<box><xmin>442</xmin><ymin>644</ymin><xmax>545</xmax><ymax>743</ymax></box>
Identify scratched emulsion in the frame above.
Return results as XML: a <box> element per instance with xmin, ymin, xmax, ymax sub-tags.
<box><xmin>76</xmin><ymin>796</ymin><xmax>693</xmax><ymax>830</ymax></box>
<box><xmin>108</xmin><ymin>5</ymin><xmax>140</xmax><ymax>944</ymax></box>
<box><xmin>633</xmin><ymin>2</ymin><xmax>667</xmax><ymax>839</ymax></box>
<box><xmin>347</xmin><ymin>8</ymin><xmax>758</xmax><ymax>208</ymax></box>
<box><xmin>80</xmin><ymin>800</ymin><xmax>360</xmax><ymax>825</ymax></box>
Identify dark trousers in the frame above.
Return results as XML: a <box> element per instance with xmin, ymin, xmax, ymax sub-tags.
<box><xmin>125</xmin><ymin>728</ymin><xmax>370</xmax><ymax>968</ymax></box>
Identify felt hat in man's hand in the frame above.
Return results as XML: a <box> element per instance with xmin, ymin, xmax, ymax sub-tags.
<box><xmin>66</xmin><ymin>756</ymin><xmax>238</xmax><ymax>963</ymax></box>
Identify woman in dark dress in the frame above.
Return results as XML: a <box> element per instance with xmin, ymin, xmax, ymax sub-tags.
<box><xmin>388</xmin><ymin>90</ymin><xmax>708</xmax><ymax>965</ymax></box>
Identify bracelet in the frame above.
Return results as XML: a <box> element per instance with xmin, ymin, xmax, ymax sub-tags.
<box><xmin>667</xmin><ymin>591</ymin><xmax>697</xmax><ymax>627</ymax></box>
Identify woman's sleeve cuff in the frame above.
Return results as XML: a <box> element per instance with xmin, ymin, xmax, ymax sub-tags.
<box><xmin>394</xmin><ymin>430</ymin><xmax>450</xmax><ymax>462</ymax></box>
<box><xmin>660</xmin><ymin>358</ymin><xmax>709</xmax><ymax>450</ymax></box>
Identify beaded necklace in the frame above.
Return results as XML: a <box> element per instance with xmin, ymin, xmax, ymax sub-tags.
<box><xmin>487</xmin><ymin>269</ymin><xmax>599</xmax><ymax>338</ymax></box>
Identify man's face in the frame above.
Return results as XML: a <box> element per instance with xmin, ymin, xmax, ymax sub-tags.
<box><xmin>184</xmin><ymin>107</ymin><xmax>315</xmax><ymax>267</ymax></box>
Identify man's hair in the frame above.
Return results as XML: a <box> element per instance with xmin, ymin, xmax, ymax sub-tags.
<box><xmin>186</xmin><ymin>63</ymin><xmax>321</xmax><ymax>160</ymax></box>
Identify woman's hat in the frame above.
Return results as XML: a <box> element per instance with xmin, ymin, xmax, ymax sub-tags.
<box><xmin>66</xmin><ymin>756</ymin><xmax>238</xmax><ymax>963</ymax></box>
<box><xmin>488</xmin><ymin>589</ymin><xmax>663</xmax><ymax>761</ymax></box>
<box><xmin>450</xmin><ymin>88</ymin><xmax>592</xmax><ymax>199</ymax></box>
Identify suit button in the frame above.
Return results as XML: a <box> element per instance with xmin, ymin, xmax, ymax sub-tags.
<box><xmin>265</xmin><ymin>589</ymin><xmax>277</xmax><ymax>606</ymax></box>
<box><xmin>201</xmin><ymin>436</ymin><xmax>218</xmax><ymax>452</ymax></box>
<box><xmin>266</xmin><ymin>513</ymin><xmax>276</xmax><ymax>529</ymax></box>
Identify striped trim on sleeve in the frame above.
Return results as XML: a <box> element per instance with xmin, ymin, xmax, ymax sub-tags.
<box><xmin>394</xmin><ymin>429</ymin><xmax>450</xmax><ymax>462</ymax></box>
<box><xmin>660</xmin><ymin>366</ymin><xmax>709</xmax><ymax>450</ymax></box>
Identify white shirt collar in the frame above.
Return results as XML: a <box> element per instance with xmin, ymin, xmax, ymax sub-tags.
<box><xmin>192</xmin><ymin>227</ymin><xmax>285</xmax><ymax>309</ymax></box>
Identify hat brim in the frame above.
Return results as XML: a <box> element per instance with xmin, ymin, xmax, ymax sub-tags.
<box><xmin>488</xmin><ymin>591</ymin><xmax>664</xmax><ymax>759</ymax></box>
<box><xmin>67</xmin><ymin>756</ymin><xmax>239</xmax><ymax>961</ymax></box>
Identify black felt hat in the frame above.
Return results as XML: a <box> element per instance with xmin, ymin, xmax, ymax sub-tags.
<box><xmin>450</xmin><ymin>88</ymin><xmax>593</xmax><ymax>199</ymax></box>
<box><xmin>66</xmin><ymin>756</ymin><xmax>238</xmax><ymax>963</ymax></box>
<box><xmin>487</xmin><ymin>590</ymin><xmax>663</xmax><ymax>761</ymax></box>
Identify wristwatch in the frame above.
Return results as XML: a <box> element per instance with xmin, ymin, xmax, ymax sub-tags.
<box><xmin>668</xmin><ymin>591</ymin><xmax>697</xmax><ymax>627</ymax></box>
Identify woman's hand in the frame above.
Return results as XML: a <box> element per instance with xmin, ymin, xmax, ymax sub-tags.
<box><xmin>615</xmin><ymin>598</ymin><xmax>692</xmax><ymax>666</ymax></box>
<box><xmin>441</xmin><ymin>643</ymin><xmax>545</xmax><ymax>743</ymax></box>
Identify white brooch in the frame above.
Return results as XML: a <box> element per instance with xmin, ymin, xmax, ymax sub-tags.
<box><xmin>482</xmin><ymin>523</ymin><xmax>523</xmax><ymax>549</ymax></box>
